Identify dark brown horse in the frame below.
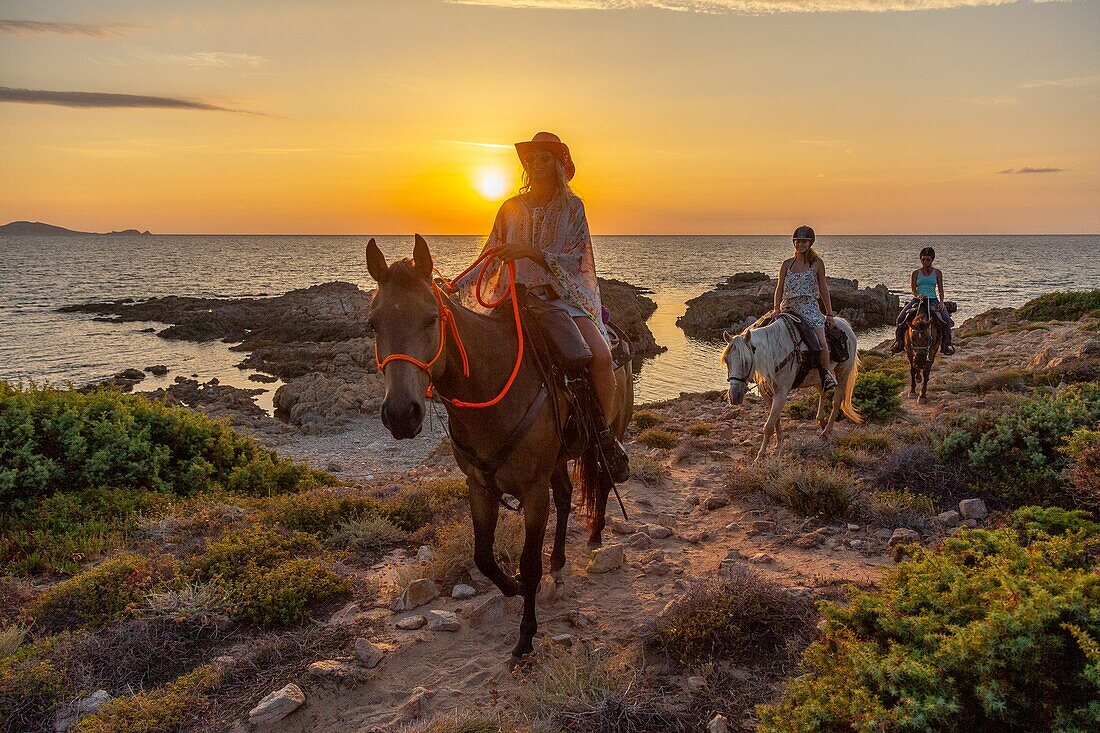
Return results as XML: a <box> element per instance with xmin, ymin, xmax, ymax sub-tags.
<box><xmin>366</xmin><ymin>235</ymin><xmax>632</xmax><ymax>660</ymax></box>
<box><xmin>905</xmin><ymin>298</ymin><xmax>941</xmax><ymax>404</ymax></box>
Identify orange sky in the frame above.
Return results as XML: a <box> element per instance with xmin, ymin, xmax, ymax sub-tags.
<box><xmin>1</xmin><ymin>0</ymin><xmax>1098</xmax><ymax>234</ymax></box>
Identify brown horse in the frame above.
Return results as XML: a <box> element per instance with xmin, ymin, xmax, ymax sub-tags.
<box><xmin>366</xmin><ymin>235</ymin><xmax>633</xmax><ymax>660</ymax></box>
<box><xmin>905</xmin><ymin>298</ymin><xmax>941</xmax><ymax>404</ymax></box>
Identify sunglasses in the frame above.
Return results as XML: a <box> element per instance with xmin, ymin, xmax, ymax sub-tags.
<box><xmin>793</xmin><ymin>238</ymin><xmax>813</xmax><ymax>244</ymax></box>
<box><xmin>524</xmin><ymin>150</ymin><xmax>554</xmax><ymax>166</ymax></box>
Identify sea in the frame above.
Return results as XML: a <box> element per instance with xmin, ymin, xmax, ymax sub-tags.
<box><xmin>1</xmin><ymin>235</ymin><xmax>1097</xmax><ymax>410</ymax></box>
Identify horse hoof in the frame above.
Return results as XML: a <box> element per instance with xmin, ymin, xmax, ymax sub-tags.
<box><xmin>584</xmin><ymin>539</ymin><xmax>602</xmax><ymax>553</ymax></box>
<box><xmin>918</xmin><ymin>397</ymin><xmax>927</xmax><ymax>405</ymax></box>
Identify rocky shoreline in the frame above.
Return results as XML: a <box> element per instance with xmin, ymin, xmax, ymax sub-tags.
<box><xmin>676</xmin><ymin>272</ymin><xmax>901</xmax><ymax>341</ymax></box>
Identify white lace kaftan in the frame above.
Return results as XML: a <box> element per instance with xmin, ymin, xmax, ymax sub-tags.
<box><xmin>453</xmin><ymin>193</ymin><xmax>608</xmax><ymax>342</ymax></box>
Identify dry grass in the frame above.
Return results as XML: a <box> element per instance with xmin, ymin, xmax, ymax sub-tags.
<box><xmin>648</xmin><ymin>567</ymin><xmax>815</xmax><ymax>669</ymax></box>
<box><xmin>325</xmin><ymin>516</ymin><xmax>408</xmax><ymax>554</ymax></box>
<box><xmin>736</xmin><ymin>461</ymin><xmax>862</xmax><ymax>520</ymax></box>
<box><xmin>631</xmin><ymin>411</ymin><xmax>664</xmax><ymax>430</ymax></box>
<box><xmin>0</xmin><ymin>623</ymin><xmax>26</xmax><ymax>659</ymax></box>
<box><xmin>687</xmin><ymin>422</ymin><xmax>713</xmax><ymax>437</ymax></box>
<box><xmin>515</xmin><ymin>646</ymin><xmax>686</xmax><ymax>733</ymax></box>
<box><xmin>873</xmin><ymin>443</ymin><xmax>964</xmax><ymax>504</ymax></box>
<box><xmin>404</xmin><ymin>712</ymin><xmax>530</xmax><ymax>733</ymax></box>
<box><xmin>139</xmin><ymin>581</ymin><xmax>231</xmax><ymax>627</ymax></box>
<box><xmin>395</xmin><ymin>512</ymin><xmax>524</xmax><ymax>589</ymax></box>
<box><xmin>862</xmin><ymin>489</ymin><xmax>936</xmax><ymax>531</ymax></box>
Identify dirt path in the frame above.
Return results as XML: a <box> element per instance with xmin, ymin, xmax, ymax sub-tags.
<box><xmin>265</xmin><ymin>397</ymin><xmax>893</xmax><ymax>733</ymax></box>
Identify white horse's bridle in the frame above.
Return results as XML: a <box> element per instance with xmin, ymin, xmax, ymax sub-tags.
<box><xmin>726</xmin><ymin>338</ymin><xmax>755</xmax><ymax>386</ymax></box>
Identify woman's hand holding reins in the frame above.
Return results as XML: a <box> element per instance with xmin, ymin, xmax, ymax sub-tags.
<box><xmin>491</xmin><ymin>242</ymin><xmax>538</xmax><ymax>263</ymax></box>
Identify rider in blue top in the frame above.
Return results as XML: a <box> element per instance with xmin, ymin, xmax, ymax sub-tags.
<box><xmin>891</xmin><ymin>247</ymin><xmax>955</xmax><ymax>355</ymax></box>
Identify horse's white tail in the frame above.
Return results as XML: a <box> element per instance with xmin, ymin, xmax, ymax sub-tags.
<box><xmin>838</xmin><ymin>322</ymin><xmax>862</xmax><ymax>424</ymax></box>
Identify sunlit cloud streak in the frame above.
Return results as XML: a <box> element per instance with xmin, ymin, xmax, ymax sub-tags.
<box><xmin>998</xmin><ymin>167</ymin><xmax>1066</xmax><ymax>174</ymax></box>
<box><xmin>1020</xmin><ymin>73</ymin><xmax>1100</xmax><ymax>89</ymax></box>
<box><xmin>445</xmin><ymin>0</ymin><xmax>1065</xmax><ymax>14</ymax></box>
<box><xmin>131</xmin><ymin>51</ymin><xmax>270</xmax><ymax>69</ymax></box>
<box><xmin>0</xmin><ymin>87</ymin><xmax>245</xmax><ymax>112</ymax></box>
<box><xmin>0</xmin><ymin>19</ymin><xmax>139</xmax><ymax>37</ymax></box>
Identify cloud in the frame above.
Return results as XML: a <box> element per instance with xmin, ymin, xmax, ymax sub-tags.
<box><xmin>444</xmin><ymin>0</ymin><xmax>1065</xmax><ymax>13</ymax></box>
<box><xmin>0</xmin><ymin>19</ymin><xmax>138</xmax><ymax>37</ymax></box>
<box><xmin>437</xmin><ymin>139</ymin><xmax>515</xmax><ymax>149</ymax></box>
<box><xmin>1020</xmin><ymin>73</ymin><xmax>1100</xmax><ymax>90</ymax></box>
<box><xmin>131</xmin><ymin>50</ymin><xmax>269</xmax><ymax>69</ymax></box>
<box><xmin>0</xmin><ymin>86</ymin><xmax>245</xmax><ymax>112</ymax></box>
<box><xmin>998</xmin><ymin>166</ymin><xmax>1066</xmax><ymax>174</ymax></box>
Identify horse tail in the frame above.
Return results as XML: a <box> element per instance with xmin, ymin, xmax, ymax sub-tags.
<box><xmin>840</xmin><ymin>334</ymin><xmax>862</xmax><ymax>425</ymax></box>
<box><xmin>572</xmin><ymin>444</ymin><xmax>606</xmax><ymax>520</ymax></box>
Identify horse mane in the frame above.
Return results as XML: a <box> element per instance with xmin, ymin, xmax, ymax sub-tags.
<box><xmin>723</xmin><ymin>320</ymin><xmax>795</xmax><ymax>397</ymax></box>
<box><xmin>387</xmin><ymin>259</ymin><xmax>429</xmax><ymax>289</ymax></box>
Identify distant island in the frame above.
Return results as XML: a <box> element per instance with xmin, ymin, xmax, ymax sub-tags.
<box><xmin>0</xmin><ymin>221</ymin><xmax>152</xmax><ymax>236</ymax></box>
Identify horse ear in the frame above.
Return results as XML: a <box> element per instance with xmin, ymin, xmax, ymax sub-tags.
<box><xmin>413</xmin><ymin>234</ymin><xmax>433</xmax><ymax>280</ymax></box>
<box><xmin>722</xmin><ymin>329</ymin><xmax>733</xmax><ymax>343</ymax></box>
<box><xmin>365</xmin><ymin>238</ymin><xmax>389</xmax><ymax>284</ymax></box>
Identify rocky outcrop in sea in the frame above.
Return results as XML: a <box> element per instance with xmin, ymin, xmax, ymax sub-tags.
<box><xmin>676</xmin><ymin>272</ymin><xmax>900</xmax><ymax>341</ymax></box>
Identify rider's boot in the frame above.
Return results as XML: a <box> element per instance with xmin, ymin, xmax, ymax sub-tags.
<box><xmin>941</xmin><ymin>326</ymin><xmax>956</xmax><ymax>355</ymax></box>
<box><xmin>890</xmin><ymin>322</ymin><xmax>907</xmax><ymax>353</ymax></box>
<box><xmin>597</xmin><ymin>426</ymin><xmax>631</xmax><ymax>484</ymax></box>
<box><xmin>816</xmin><ymin>360</ymin><xmax>838</xmax><ymax>391</ymax></box>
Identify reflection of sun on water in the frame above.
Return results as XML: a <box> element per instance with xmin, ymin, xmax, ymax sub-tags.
<box><xmin>473</xmin><ymin>167</ymin><xmax>511</xmax><ymax>200</ymax></box>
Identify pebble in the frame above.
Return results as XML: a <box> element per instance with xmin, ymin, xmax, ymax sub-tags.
<box><xmin>849</xmin><ymin>539</ymin><xmax>863</xmax><ymax>548</ymax></box>
<box><xmin>427</xmin><ymin>609</ymin><xmax>461</xmax><ymax>632</ymax></box>
<box><xmin>749</xmin><ymin>552</ymin><xmax>774</xmax><ymax>564</ymax></box>
<box><xmin>586</xmin><ymin>544</ymin><xmax>625</xmax><ymax>574</ymax></box>
<box><xmin>703</xmin><ymin>495</ymin><xmax>730</xmax><ymax>511</ymax></box>
<box><xmin>846</xmin><ymin>523</ymin><xmax>860</xmax><ymax>531</ymax></box>
<box><xmin>642</xmin><ymin>523</ymin><xmax>673</xmax><ymax>539</ymax></box>
<box><xmin>354</xmin><ymin>638</ymin><xmax>385</xmax><ymax>668</ymax></box>
<box><xmin>394</xmin><ymin>579</ymin><xmax>439</xmax><ymax>611</ymax></box>
<box><xmin>551</xmin><ymin>633</ymin><xmax>574</xmax><ymax>647</ymax></box>
<box><xmin>451</xmin><ymin>583</ymin><xmax>476</xmax><ymax>599</ymax></box>
<box><xmin>416</xmin><ymin>545</ymin><xmax>436</xmax><ymax>562</ymax></box>
<box><xmin>935</xmin><ymin>510</ymin><xmax>961</xmax><ymax>527</ymax></box>
<box><xmin>396</xmin><ymin>614</ymin><xmax>427</xmax><ymax>630</ymax></box>
<box><xmin>709</xmin><ymin>713</ymin><xmax>730</xmax><ymax>733</ymax></box>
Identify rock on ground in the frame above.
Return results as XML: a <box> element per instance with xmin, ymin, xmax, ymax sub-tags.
<box><xmin>394</xmin><ymin>579</ymin><xmax>440</xmax><ymax>611</ymax></box>
<box><xmin>249</xmin><ymin>683</ymin><xmax>305</xmax><ymax>725</ymax></box>
<box><xmin>586</xmin><ymin>544</ymin><xmax>625</xmax><ymax>574</ymax></box>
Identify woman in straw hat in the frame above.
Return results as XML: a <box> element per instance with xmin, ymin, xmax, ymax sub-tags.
<box><xmin>454</xmin><ymin>131</ymin><xmax>629</xmax><ymax>481</ymax></box>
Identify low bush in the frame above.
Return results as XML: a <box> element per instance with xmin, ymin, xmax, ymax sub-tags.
<box><xmin>936</xmin><ymin>383</ymin><xmax>1100</xmax><ymax>507</ymax></box>
<box><xmin>649</xmin><ymin>567</ymin><xmax>814</xmax><ymax>668</ymax></box>
<box><xmin>1008</xmin><ymin>505</ymin><xmax>1100</xmax><ymax>547</ymax></box>
<box><xmin>851</xmin><ymin>371</ymin><xmax>904</xmax><ymax>422</ymax></box>
<box><xmin>1063</xmin><ymin>428</ymin><xmax>1100</xmax><ymax>510</ymax></box>
<box><xmin>862</xmin><ymin>489</ymin><xmax>935</xmax><ymax>531</ymax></box>
<box><xmin>0</xmin><ymin>626</ymin><xmax>24</xmax><ymax>661</ymax></box>
<box><xmin>632</xmin><ymin>411</ymin><xmax>664</xmax><ymax>429</ymax></box>
<box><xmin>757</xmin><ymin>509</ymin><xmax>1100</xmax><ymax>733</ymax></box>
<box><xmin>139</xmin><ymin>581</ymin><xmax>230</xmax><ymax>627</ymax></box>
<box><xmin>0</xmin><ymin>383</ymin><xmax>329</xmax><ymax>510</ymax></box>
<box><xmin>836</xmin><ymin>430</ymin><xmax>890</xmax><ymax>453</ymax></box>
<box><xmin>1017</xmin><ymin>289</ymin><xmax>1100</xmax><ymax>322</ymax></box>
<box><xmin>259</xmin><ymin>491</ymin><xmax>384</xmax><ymax>534</ymax></box>
<box><xmin>189</xmin><ymin>526</ymin><xmax>319</xmax><ymax>584</ymax></box>
<box><xmin>860</xmin><ymin>354</ymin><xmax>910</xmax><ymax>380</ymax></box>
<box><xmin>760</xmin><ymin>463</ymin><xmax>861</xmax><ymax>520</ymax></box>
<box><xmin>687</xmin><ymin>422</ymin><xmax>713</xmax><ymax>437</ymax></box>
<box><xmin>630</xmin><ymin>455</ymin><xmax>665</xmax><ymax>486</ymax></box>
<box><xmin>397</xmin><ymin>513</ymin><xmax>524</xmax><ymax>589</ymax></box>
<box><xmin>784</xmin><ymin>391</ymin><xmax>818</xmax><ymax>420</ymax></box>
<box><xmin>873</xmin><ymin>443</ymin><xmax>964</xmax><ymax>503</ymax></box>
<box><xmin>0</xmin><ymin>635</ymin><xmax>74</xmax><ymax>733</ymax></box>
<box><xmin>405</xmin><ymin>713</ymin><xmax>526</xmax><ymax>733</ymax></box>
<box><xmin>71</xmin><ymin>663</ymin><xmax>222</xmax><ymax>733</ymax></box>
<box><xmin>235</xmin><ymin>558</ymin><xmax>350</xmax><ymax>628</ymax></box>
<box><xmin>28</xmin><ymin>554</ymin><xmax>174</xmax><ymax>633</ymax></box>
<box><xmin>326</xmin><ymin>516</ymin><xmax>408</xmax><ymax>554</ymax></box>
<box><xmin>636</xmin><ymin>428</ymin><xmax>678</xmax><ymax>450</ymax></box>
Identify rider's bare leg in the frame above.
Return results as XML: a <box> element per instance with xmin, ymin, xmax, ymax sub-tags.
<box><xmin>574</xmin><ymin>317</ymin><xmax>616</xmax><ymax>423</ymax></box>
<box><xmin>814</xmin><ymin>326</ymin><xmax>831</xmax><ymax>370</ymax></box>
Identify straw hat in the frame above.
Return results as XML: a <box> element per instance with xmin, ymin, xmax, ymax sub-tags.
<box><xmin>514</xmin><ymin>131</ymin><xmax>575</xmax><ymax>181</ymax></box>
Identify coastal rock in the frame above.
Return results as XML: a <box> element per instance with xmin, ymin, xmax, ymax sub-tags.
<box><xmin>677</xmin><ymin>273</ymin><xmax>900</xmax><ymax>341</ymax></box>
<box><xmin>467</xmin><ymin>594</ymin><xmax>505</xmax><ymax>628</ymax></box>
<box><xmin>709</xmin><ymin>713</ymin><xmax>730</xmax><ymax>733</ymax></box>
<box><xmin>641</xmin><ymin>523</ymin><xmax>673</xmax><ymax>539</ymax></box>
<box><xmin>248</xmin><ymin>683</ymin><xmax>305</xmax><ymax>725</ymax></box>
<box><xmin>143</xmin><ymin>365</ymin><xmax>168</xmax><ymax>376</ymax></box>
<box><xmin>598</xmin><ymin>278</ymin><xmax>664</xmax><ymax>356</ymax></box>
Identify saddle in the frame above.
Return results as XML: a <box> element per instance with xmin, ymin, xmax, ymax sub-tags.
<box><xmin>754</xmin><ymin>312</ymin><xmax>849</xmax><ymax>389</ymax></box>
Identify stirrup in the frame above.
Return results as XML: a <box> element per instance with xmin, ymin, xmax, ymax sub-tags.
<box><xmin>598</xmin><ymin>429</ymin><xmax>630</xmax><ymax>484</ymax></box>
<box><xmin>942</xmin><ymin>344</ymin><xmax>956</xmax><ymax>355</ymax></box>
<box><xmin>821</xmin><ymin>371</ymin><xmax>838</xmax><ymax>391</ymax></box>
<box><xmin>890</xmin><ymin>339</ymin><xmax>905</xmax><ymax>354</ymax></box>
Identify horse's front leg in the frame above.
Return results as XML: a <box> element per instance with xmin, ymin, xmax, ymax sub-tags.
<box><xmin>909</xmin><ymin>362</ymin><xmax>919</xmax><ymax>399</ymax></box>
<box><xmin>920</xmin><ymin>362</ymin><xmax>932</xmax><ymax>404</ymax></box>
<box><xmin>814</xmin><ymin>384</ymin><xmax>828</xmax><ymax>429</ymax></box>
<box><xmin>512</xmin><ymin>483</ymin><xmax>550</xmax><ymax>660</ymax></box>
<box><xmin>755</xmin><ymin>392</ymin><xmax>786</xmax><ymax>462</ymax></box>
<box><xmin>469</xmin><ymin>478</ymin><xmax>520</xmax><ymax>597</ymax></box>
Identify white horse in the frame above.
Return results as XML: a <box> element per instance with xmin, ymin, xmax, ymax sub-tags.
<box><xmin>722</xmin><ymin>317</ymin><xmax>861</xmax><ymax>461</ymax></box>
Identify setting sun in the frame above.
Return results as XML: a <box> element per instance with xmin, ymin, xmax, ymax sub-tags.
<box><xmin>473</xmin><ymin>167</ymin><xmax>512</xmax><ymax>201</ymax></box>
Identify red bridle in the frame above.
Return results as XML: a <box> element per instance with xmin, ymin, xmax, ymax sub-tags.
<box><xmin>374</xmin><ymin>251</ymin><xmax>524</xmax><ymax>410</ymax></box>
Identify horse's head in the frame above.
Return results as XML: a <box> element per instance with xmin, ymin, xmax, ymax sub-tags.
<box><xmin>721</xmin><ymin>328</ymin><xmax>755</xmax><ymax>405</ymax></box>
<box><xmin>366</xmin><ymin>234</ymin><xmax>439</xmax><ymax>439</ymax></box>
<box><xmin>908</xmin><ymin>309</ymin><xmax>934</xmax><ymax>355</ymax></box>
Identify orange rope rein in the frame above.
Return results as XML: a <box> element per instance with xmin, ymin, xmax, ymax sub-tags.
<box><xmin>374</xmin><ymin>250</ymin><xmax>524</xmax><ymax>410</ymax></box>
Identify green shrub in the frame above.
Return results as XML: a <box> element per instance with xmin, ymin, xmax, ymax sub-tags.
<box><xmin>1008</xmin><ymin>505</ymin><xmax>1100</xmax><ymax>547</ymax></box>
<box><xmin>784</xmin><ymin>391</ymin><xmax>818</xmax><ymax>420</ymax></box>
<box><xmin>326</xmin><ymin>516</ymin><xmax>408</xmax><ymax>553</ymax></box>
<box><xmin>0</xmin><ymin>382</ymin><xmax>328</xmax><ymax>511</ymax></box>
<box><xmin>0</xmin><ymin>635</ymin><xmax>74</xmax><ymax>732</ymax></box>
<box><xmin>1063</xmin><ymin>428</ymin><xmax>1100</xmax><ymax>510</ymax></box>
<box><xmin>852</xmin><ymin>371</ymin><xmax>904</xmax><ymax>422</ymax></box>
<box><xmin>757</xmin><ymin>513</ymin><xmax>1100</xmax><ymax>733</ymax></box>
<box><xmin>189</xmin><ymin>526</ymin><xmax>319</xmax><ymax>584</ymax></box>
<box><xmin>936</xmin><ymin>383</ymin><xmax>1100</xmax><ymax>507</ymax></box>
<box><xmin>1018</xmin><ymin>290</ymin><xmax>1100</xmax><ymax>322</ymax></box>
<box><xmin>28</xmin><ymin>554</ymin><xmax>172</xmax><ymax>632</ymax></box>
<box><xmin>649</xmin><ymin>567</ymin><xmax>814</xmax><ymax>667</ymax></box>
<box><xmin>861</xmin><ymin>354</ymin><xmax>910</xmax><ymax>380</ymax></box>
<box><xmin>259</xmin><ymin>492</ymin><xmax>385</xmax><ymax>534</ymax></box>
<box><xmin>72</xmin><ymin>663</ymin><xmax>222</xmax><ymax>733</ymax></box>
<box><xmin>632</xmin><ymin>411</ymin><xmax>664</xmax><ymax>429</ymax></box>
<box><xmin>636</xmin><ymin>428</ymin><xmax>677</xmax><ymax>450</ymax></box>
<box><xmin>235</xmin><ymin>558</ymin><xmax>350</xmax><ymax>628</ymax></box>
<box><xmin>0</xmin><ymin>487</ymin><xmax>173</xmax><ymax>575</ymax></box>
